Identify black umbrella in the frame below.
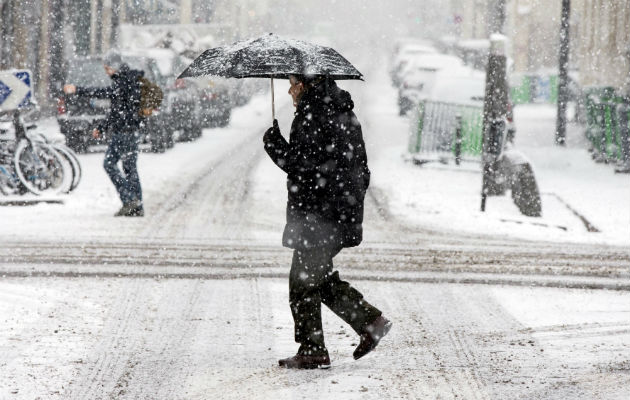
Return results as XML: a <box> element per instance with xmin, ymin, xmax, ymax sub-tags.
<box><xmin>178</xmin><ymin>33</ymin><xmax>363</xmax><ymax>121</ymax></box>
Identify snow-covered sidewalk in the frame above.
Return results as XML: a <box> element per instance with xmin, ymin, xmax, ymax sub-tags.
<box><xmin>358</xmin><ymin>64</ymin><xmax>629</xmax><ymax>247</ymax></box>
<box><xmin>0</xmin><ymin>91</ymin><xmax>287</xmax><ymax>242</ymax></box>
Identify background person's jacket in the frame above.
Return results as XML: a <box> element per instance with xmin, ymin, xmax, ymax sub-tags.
<box><xmin>76</xmin><ymin>65</ymin><xmax>144</xmax><ymax>134</ymax></box>
<box><xmin>265</xmin><ymin>79</ymin><xmax>370</xmax><ymax>250</ymax></box>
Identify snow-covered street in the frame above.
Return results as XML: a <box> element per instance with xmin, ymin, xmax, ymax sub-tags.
<box><xmin>2</xmin><ymin>277</ymin><xmax>629</xmax><ymax>399</ymax></box>
<box><xmin>1</xmin><ymin>56</ymin><xmax>629</xmax><ymax>399</ymax></box>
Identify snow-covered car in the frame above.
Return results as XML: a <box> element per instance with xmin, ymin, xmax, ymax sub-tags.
<box><xmin>397</xmin><ymin>55</ymin><xmax>465</xmax><ymax>115</ymax></box>
<box><xmin>229</xmin><ymin>79</ymin><xmax>264</xmax><ymax>108</ymax></box>
<box><xmin>56</xmin><ymin>56</ymin><xmax>112</xmax><ymax>152</ymax></box>
<box><xmin>426</xmin><ymin>68</ymin><xmax>486</xmax><ymax>106</ymax></box>
<box><xmin>135</xmin><ymin>47</ymin><xmax>235</xmax><ymax>131</ymax></box>
<box><xmin>390</xmin><ymin>42</ymin><xmax>438</xmax><ymax>86</ymax></box>
<box><xmin>192</xmin><ymin>77</ymin><xmax>233</xmax><ymax>128</ymax></box>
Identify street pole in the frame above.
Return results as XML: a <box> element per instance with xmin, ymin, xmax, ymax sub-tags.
<box><xmin>481</xmin><ymin>34</ymin><xmax>508</xmax><ymax>212</ymax></box>
<box><xmin>555</xmin><ymin>0</ymin><xmax>571</xmax><ymax>146</ymax></box>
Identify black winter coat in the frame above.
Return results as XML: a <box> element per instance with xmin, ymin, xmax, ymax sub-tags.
<box><xmin>76</xmin><ymin>66</ymin><xmax>144</xmax><ymax>134</ymax></box>
<box><xmin>264</xmin><ymin>79</ymin><xmax>370</xmax><ymax>250</ymax></box>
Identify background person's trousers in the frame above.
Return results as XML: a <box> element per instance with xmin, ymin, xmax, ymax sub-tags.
<box><xmin>289</xmin><ymin>246</ymin><xmax>382</xmax><ymax>354</ymax></box>
<box><xmin>104</xmin><ymin>132</ymin><xmax>142</xmax><ymax>205</ymax></box>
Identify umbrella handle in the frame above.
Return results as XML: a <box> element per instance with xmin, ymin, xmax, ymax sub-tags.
<box><xmin>271</xmin><ymin>77</ymin><xmax>275</xmax><ymax>122</ymax></box>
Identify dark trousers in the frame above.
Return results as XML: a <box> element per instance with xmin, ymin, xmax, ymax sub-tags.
<box><xmin>104</xmin><ymin>132</ymin><xmax>142</xmax><ymax>205</ymax></box>
<box><xmin>289</xmin><ymin>246</ymin><xmax>382</xmax><ymax>354</ymax></box>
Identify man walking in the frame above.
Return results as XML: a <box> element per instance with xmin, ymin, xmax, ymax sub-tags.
<box><xmin>64</xmin><ymin>53</ymin><xmax>147</xmax><ymax>217</ymax></box>
<box><xmin>263</xmin><ymin>74</ymin><xmax>391</xmax><ymax>369</ymax></box>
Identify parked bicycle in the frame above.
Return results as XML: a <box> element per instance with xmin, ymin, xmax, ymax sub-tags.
<box><xmin>0</xmin><ymin>109</ymin><xmax>81</xmax><ymax>196</ymax></box>
<box><xmin>32</xmin><ymin>131</ymin><xmax>82</xmax><ymax>194</ymax></box>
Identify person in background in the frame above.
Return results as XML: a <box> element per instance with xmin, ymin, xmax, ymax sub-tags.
<box><xmin>64</xmin><ymin>53</ymin><xmax>149</xmax><ymax>217</ymax></box>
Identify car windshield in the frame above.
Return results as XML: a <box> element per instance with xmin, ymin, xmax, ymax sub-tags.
<box><xmin>66</xmin><ymin>60</ymin><xmax>110</xmax><ymax>87</ymax></box>
<box><xmin>400</xmin><ymin>46</ymin><xmax>436</xmax><ymax>56</ymax></box>
<box><xmin>408</xmin><ymin>54</ymin><xmax>463</xmax><ymax>70</ymax></box>
<box><xmin>431</xmin><ymin>77</ymin><xmax>485</xmax><ymax>105</ymax></box>
<box><xmin>121</xmin><ymin>56</ymin><xmax>148</xmax><ymax>72</ymax></box>
<box><xmin>121</xmin><ymin>56</ymin><xmax>161</xmax><ymax>84</ymax></box>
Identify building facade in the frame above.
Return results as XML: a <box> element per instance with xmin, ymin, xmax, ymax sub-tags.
<box><xmin>452</xmin><ymin>0</ymin><xmax>629</xmax><ymax>90</ymax></box>
<box><xmin>574</xmin><ymin>0</ymin><xmax>630</xmax><ymax>91</ymax></box>
<box><xmin>505</xmin><ymin>0</ymin><xmax>562</xmax><ymax>74</ymax></box>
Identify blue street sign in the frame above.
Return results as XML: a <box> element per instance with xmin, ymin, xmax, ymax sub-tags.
<box><xmin>0</xmin><ymin>70</ymin><xmax>33</xmax><ymax>112</ymax></box>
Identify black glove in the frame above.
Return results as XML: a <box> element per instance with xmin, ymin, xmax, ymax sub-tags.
<box><xmin>263</xmin><ymin>119</ymin><xmax>280</xmax><ymax>146</ymax></box>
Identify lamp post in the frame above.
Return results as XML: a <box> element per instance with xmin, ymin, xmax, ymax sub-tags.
<box><xmin>481</xmin><ymin>34</ymin><xmax>509</xmax><ymax>212</ymax></box>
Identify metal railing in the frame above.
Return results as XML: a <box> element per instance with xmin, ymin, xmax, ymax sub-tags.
<box><xmin>584</xmin><ymin>87</ymin><xmax>630</xmax><ymax>165</ymax></box>
<box><xmin>409</xmin><ymin>100</ymin><xmax>483</xmax><ymax>161</ymax></box>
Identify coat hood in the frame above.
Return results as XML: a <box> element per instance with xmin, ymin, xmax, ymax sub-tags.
<box><xmin>300</xmin><ymin>79</ymin><xmax>354</xmax><ymax>113</ymax></box>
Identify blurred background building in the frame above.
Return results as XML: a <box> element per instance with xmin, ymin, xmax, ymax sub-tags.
<box><xmin>448</xmin><ymin>0</ymin><xmax>630</xmax><ymax>91</ymax></box>
<box><xmin>573</xmin><ymin>0</ymin><xmax>630</xmax><ymax>91</ymax></box>
<box><xmin>0</xmin><ymin>0</ymin><xmax>628</xmax><ymax>111</ymax></box>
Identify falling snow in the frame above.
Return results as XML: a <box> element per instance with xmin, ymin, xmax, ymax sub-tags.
<box><xmin>0</xmin><ymin>1</ymin><xmax>629</xmax><ymax>399</ymax></box>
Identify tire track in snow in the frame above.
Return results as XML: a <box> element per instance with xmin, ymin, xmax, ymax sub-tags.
<box><xmin>121</xmin><ymin>280</ymin><xmax>203</xmax><ymax>399</ymax></box>
<box><xmin>1</xmin><ymin>239</ymin><xmax>627</xmax><ymax>282</ymax></box>
<box><xmin>183</xmin><ymin>280</ymin><xmax>292</xmax><ymax>400</ymax></box>
<box><xmin>66</xmin><ymin>280</ymin><xmax>204</xmax><ymax>400</ymax></box>
<box><xmin>140</xmin><ymin>103</ymin><xmax>294</xmax><ymax>242</ymax></box>
<box><xmin>154</xmin><ymin>137</ymin><xmax>263</xmax><ymax>240</ymax></box>
<box><xmin>138</xmin><ymin>140</ymin><xmax>250</xmax><ymax>240</ymax></box>
<box><xmin>3</xmin><ymin>238</ymin><xmax>627</xmax><ymax>267</ymax></box>
<box><xmin>379</xmin><ymin>284</ymin><xmax>552</xmax><ymax>399</ymax></box>
<box><xmin>67</xmin><ymin>279</ymin><xmax>145</xmax><ymax>400</ymax></box>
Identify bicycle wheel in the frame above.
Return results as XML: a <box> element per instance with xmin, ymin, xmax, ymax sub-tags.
<box><xmin>13</xmin><ymin>139</ymin><xmax>70</xmax><ymax>195</ymax></box>
<box><xmin>0</xmin><ymin>165</ymin><xmax>25</xmax><ymax>195</ymax></box>
<box><xmin>52</xmin><ymin>143</ymin><xmax>81</xmax><ymax>192</ymax></box>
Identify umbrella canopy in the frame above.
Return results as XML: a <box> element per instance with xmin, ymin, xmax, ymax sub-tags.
<box><xmin>177</xmin><ymin>33</ymin><xmax>363</xmax><ymax>80</ymax></box>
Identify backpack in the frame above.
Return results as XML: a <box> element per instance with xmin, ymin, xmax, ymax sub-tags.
<box><xmin>138</xmin><ymin>76</ymin><xmax>163</xmax><ymax>115</ymax></box>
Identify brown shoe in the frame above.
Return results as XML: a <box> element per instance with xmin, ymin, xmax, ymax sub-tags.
<box><xmin>353</xmin><ymin>316</ymin><xmax>392</xmax><ymax>360</ymax></box>
<box><xmin>114</xmin><ymin>200</ymin><xmax>144</xmax><ymax>217</ymax></box>
<box><xmin>278</xmin><ymin>353</ymin><xmax>331</xmax><ymax>369</ymax></box>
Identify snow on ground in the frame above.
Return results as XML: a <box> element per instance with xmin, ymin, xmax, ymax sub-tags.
<box><xmin>513</xmin><ymin>105</ymin><xmax>630</xmax><ymax>244</ymax></box>
<box><xmin>0</xmin><ymin>49</ymin><xmax>628</xmax><ymax>399</ymax></box>
<box><xmin>492</xmin><ymin>286</ymin><xmax>630</xmax><ymax>396</ymax></box>
<box><xmin>1</xmin><ymin>64</ymin><xmax>627</xmax><ymax>247</ymax></box>
<box><xmin>357</xmin><ymin>63</ymin><xmax>629</xmax><ymax>247</ymax></box>
<box><xmin>1</xmin><ymin>277</ymin><xmax>629</xmax><ymax>399</ymax></box>
<box><xmin>0</xmin><ymin>91</ymin><xmax>290</xmax><ymax>242</ymax></box>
